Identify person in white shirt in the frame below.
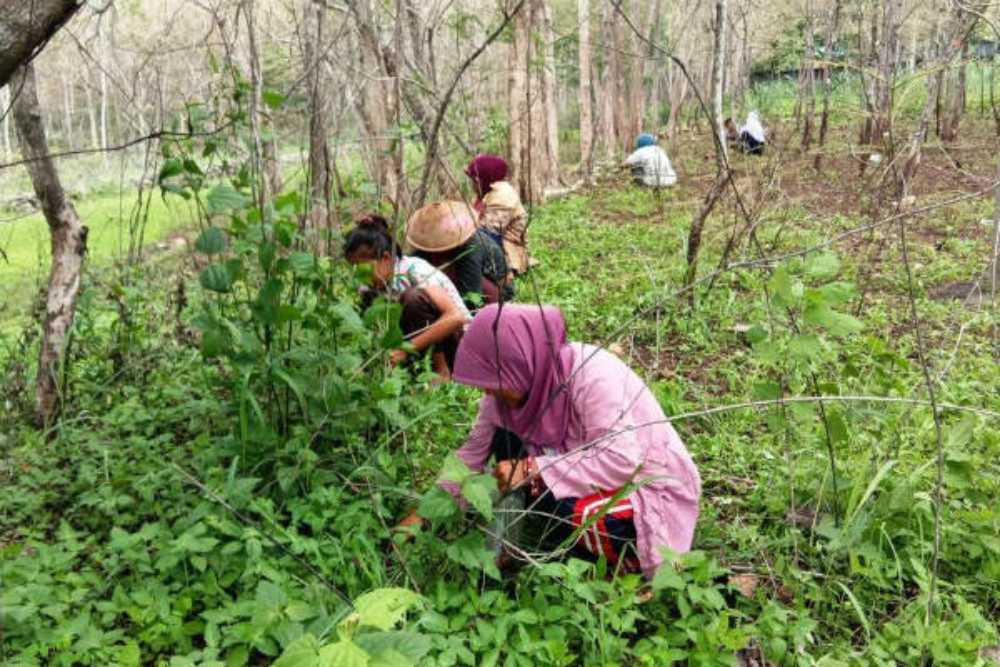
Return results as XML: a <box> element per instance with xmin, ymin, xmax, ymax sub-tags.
<box><xmin>623</xmin><ymin>133</ymin><xmax>678</xmax><ymax>187</ymax></box>
<box><xmin>725</xmin><ymin>111</ymin><xmax>766</xmax><ymax>155</ymax></box>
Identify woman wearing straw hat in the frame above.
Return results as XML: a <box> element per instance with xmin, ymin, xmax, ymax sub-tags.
<box><xmin>406</xmin><ymin>200</ymin><xmax>513</xmax><ymax>309</ymax></box>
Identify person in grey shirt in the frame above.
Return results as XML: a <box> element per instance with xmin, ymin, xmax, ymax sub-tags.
<box><xmin>623</xmin><ymin>133</ymin><xmax>678</xmax><ymax>187</ymax></box>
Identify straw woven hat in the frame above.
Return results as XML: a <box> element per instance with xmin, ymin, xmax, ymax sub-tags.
<box><xmin>405</xmin><ymin>200</ymin><xmax>477</xmax><ymax>252</ymax></box>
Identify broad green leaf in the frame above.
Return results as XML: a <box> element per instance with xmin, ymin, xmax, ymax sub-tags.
<box><xmin>746</xmin><ymin>325</ymin><xmax>768</xmax><ymax>344</ymax></box>
<box><xmin>349</xmin><ymin>588</ymin><xmax>423</xmax><ymax>631</ymax></box>
<box><xmin>417</xmin><ymin>486</ymin><xmax>458</xmax><ymax>522</ymax></box>
<box><xmin>318</xmin><ymin>639</ymin><xmax>369</xmax><ymax>667</ymax></box>
<box><xmin>289</xmin><ymin>251</ymin><xmax>316</xmax><ymax>275</ymax></box>
<box><xmin>367</xmin><ymin>649</ymin><xmax>411</xmax><ymax>667</ymax></box>
<box><xmin>946</xmin><ymin>415</ymin><xmax>977</xmax><ymax>449</ymax></box>
<box><xmin>751</xmin><ymin>382</ymin><xmax>781</xmax><ymax>400</ymax></box>
<box><xmin>207</xmin><ymin>183</ymin><xmax>250</xmax><ymax>214</ymax></box>
<box><xmin>355</xmin><ymin>632</ymin><xmax>431</xmax><ymax>666</ymax></box>
<box><xmin>805</xmin><ymin>252</ymin><xmax>841</xmax><ymax>280</ymax></box>
<box><xmin>256</xmin><ymin>580</ymin><xmax>289</xmax><ymax>611</ymax></box>
<box><xmin>263</xmin><ymin>90</ymin><xmax>286</xmax><ymax>109</ymax></box>
<box><xmin>439</xmin><ymin>453</ymin><xmax>472</xmax><ymax>483</ymax></box>
<box><xmin>446</xmin><ymin>532</ymin><xmax>500</xmax><ymax>580</ymax></box>
<box><xmin>285</xmin><ymin>601</ymin><xmax>316</xmax><ymax>623</ymax></box>
<box><xmin>254</xmin><ymin>278</ymin><xmax>285</xmax><ymax>324</ymax></box>
<box><xmin>195</xmin><ymin>227</ymin><xmax>227</xmax><ymax>255</ymax></box>
<box><xmin>461</xmin><ymin>474</ymin><xmax>497</xmax><ymax>521</ymax></box>
<box><xmin>332</xmin><ymin>303</ymin><xmax>365</xmax><ymax>333</ymax></box>
<box><xmin>789</xmin><ymin>334</ymin><xmax>823</xmax><ymax>361</ymax></box>
<box><xmin>769</xmin><ymin>266</ymin><xmax>802</xmax><ymax>307</ymax></box>
<box><xmin>273</xmin><ymin>633</ymin><xmax>322</xmax><ymax>667</ymax></box>
<box><xmin>803</xmin><ymin>302</ymin><xmax>863</xmax><ymax>336</ymax></box>
<box><xmin>158</xmin><ymin>158</ymin><xmax>184</xmax><ymax>183</ymax></box>
<box><xmin>200</xmin><ymin>264</ymin><xmax>233</xmax><ymax>293</ymax></box>
<box><xmin>651</xmin><ymin>564</ymin><xmax>685</xmax><ymax>591</ymax></box>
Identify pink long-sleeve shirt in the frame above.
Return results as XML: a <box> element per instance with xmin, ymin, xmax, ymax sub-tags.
<box><xmin>452</xmin><ymin>343</ymin><xmax>701</xmax><ymax>577</ymax></box>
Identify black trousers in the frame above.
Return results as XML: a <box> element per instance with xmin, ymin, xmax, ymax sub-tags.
<box><xmin>489</xmin><ymin>428</ymin><xmax>638</xmax><ymax>567</ymax></box>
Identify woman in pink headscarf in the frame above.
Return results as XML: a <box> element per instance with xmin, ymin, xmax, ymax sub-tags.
<box><xmin>465</xmin><ymin>155</ymin><xmax>532</xmax><ymax>275</ymax></box>
<box><xmin>399</xmin><ymin>304</ymin><xmax>701</xmax><ymax>578</ymax></box>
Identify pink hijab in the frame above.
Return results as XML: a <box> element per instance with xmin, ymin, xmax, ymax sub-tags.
<box><xmin>453</xmin><ymin>304</ymin><xmax>576</xmax><ymax>448</ymax></box>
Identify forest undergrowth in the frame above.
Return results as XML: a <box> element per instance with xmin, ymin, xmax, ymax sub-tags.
<box><xmin>2</xmin><ymin>118</ymin><xmax>1000</xmax><ymax>666</ymax></box>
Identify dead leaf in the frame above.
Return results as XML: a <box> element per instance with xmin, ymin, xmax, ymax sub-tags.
<box><xmin>729</xmin><ymin>574</ymin><xmax>759</xmax><ymax>598</ymax></box>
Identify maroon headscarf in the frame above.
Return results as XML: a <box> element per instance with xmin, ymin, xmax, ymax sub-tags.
<box><xmin>465</xmin><ymin>154</ymin><xmax>509</xmax><ymax>210</ymax></box>
<box><xmin>453</xmin><ymin>304</ymin><xmax>575</xmax><ymax>448</ymax></box>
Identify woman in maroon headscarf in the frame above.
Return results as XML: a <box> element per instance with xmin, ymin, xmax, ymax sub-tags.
<box><xmin>465</xmin><ymin>155</ymin><xmax>531</xmax><ymax>275</ymax></box>
<box><xmin>398</xmin><ymin>304</ymin><xmax>701</xmax><ymax>578</ymax></box>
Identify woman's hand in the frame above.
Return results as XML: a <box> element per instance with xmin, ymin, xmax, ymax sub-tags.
<box><xmin>389</xmin><ymin>349</ymin><xmax>408</xmax><ymax>366</ymax></box>
<box><xmin>493</xmin><ymin>459</ymin><xmax>530</xmax><ymax>492</ymax></box>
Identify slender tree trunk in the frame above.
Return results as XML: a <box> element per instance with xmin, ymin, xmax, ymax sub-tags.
<box><xmin>508</xmin><ymin>4</ymin><xmax>529</xmax><ymax>197</ymax></box>
<box><xmin>12</xmin><ymin>64</ymin><xmax>88</xmax><ymax>428</ymax></box>
<box><xmin>577</xmin><ymin>0</ymin><xmax>594</xmax><ymax>181</ymax></box>
<box><xmin>60</xmin><ymin>70</ymin><xmax>73</xmax><ymax>149</ymax></box>
<box><xmin>816</xmin><ymin>0</ymin><xmax>843</xmax><ymax>167</ymax></box>
<box><xmin>901</xmin><ymin>3</ymin><xmax>983</xmax><ymax>193</ymax></box>
<box><xmin>1</xmin><ymin>86</ymin><xmax>11</xmax><ymax>157</ymax></box>
<box><xmin>800</xmin><ymin>0</ymin><xmax>817</xmax><ymax>150</ymax></box>
<box><xmin>711</xmin><ymin>0</ymin><xmax>728</xmax><ymax>165</ymax></box>
<box><xmin>82</xmin><ymin>75</ymin><xmax>98</xmax><ymax>150</ymax></box>
<box><xmin>942</xmin><ymin>44</ymin><xmax>969</xmax><ymax>141</ymax></box>
<box><xmin>305</xmin><ymin>0</ymin><xmax>329</xmax><ymax>231</ymax></box>
<box><xmin>871</xmin><ymin>0</ymin><xmax>901</xmax><ymax>145</ymax></box>
<box><xmin>539</xmin><ymin>0</ymin><xmax>560</xmax><ymax>187</ymax></box>
<box><xmin>596</xmin><ymin>5</ymin><xmax>617</xmax><ymax>158</ymax></box>
<box><xmin>247</xmin><ymin>1</ymin><xmax>282</xmax><ymax>201</ymax></box>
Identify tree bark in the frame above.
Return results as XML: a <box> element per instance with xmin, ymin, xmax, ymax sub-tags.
<box><xmin>816</xmin><ymin>0</ymin><xmax>843</xmax><ymax>167</ymax></box>
<box><xmin>1</xmin><ymin>86</ymin><xmax>11</xmax><ymax>157</ymax></box>
<box><xmin>800</xmin><ymin>0</ymin><xmax>817</xmax><ymax>150</ymax></box>
<box><xmin>941</xmin><ymin>43</ymin><xmax>969</xmax><ymax>141</ymax></box>
<box><xmin>539</xmin><ymin>0</ymin><xmax>560</xmax><ymax>188</ymax></box>
<box><xmin>711</xmin><ymin>0</ymin><xmax>728</xmax><ymax>165</ymax></box>
<box><xmin>12</xmin><ymin>64</ymin><xmax>88</xmax><ymax>428</ymax></box>
<box><xmin>508</xmin><ymin>4</ymin><xmax>529</xmax><ymax>197</ymax></box>
<box><xmin>596</xmin><ymin>4</ymin><xmax>618</xmax><ymax>158</ymax></box>
<box><xmin>870</xmin><ymin>0</ymin><xmax>901</xmax><ymax>145</ymax></box>
<box><xmin>0</xmin><ymin>0</ymin><xmax>80</xmax><ymax>89</ymax></box>
<box><xmin>577</xmin><ymin>0</ymin><xmax>594</xmax><ymax>181</ymax></box>
<box><xmin>900</xmin><ymin>3</ymin><xmax>983</xmax><ymax>193</ymax></box>
<box><xmin>304</xmin><ymin>0</ymin><xmax>329</xmax><ymax>231</ymax></box>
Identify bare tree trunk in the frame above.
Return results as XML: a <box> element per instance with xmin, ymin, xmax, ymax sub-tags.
<box><xmin>1</xmin><ymin>86</ymin><xmax>11</xmax><ymax>157</ymax></box>
<box><xmin>942</xmin><ymin>44</ymin><xmax>969</xmax><ymax>141</ymax></box>
<box><xmin>816</xmin><ymin>0</ymin><xmax>843</xmax><ymax>167</ymax></box>
<box><xmin>12</xmin><ymin>64</ymin><xmax>88</xmax><ymax>428</ymax></box>
<box><xmin>304</xmin><ymin>0</ymin><xmax>329</xmax><ymax>231</ymax></box>
<box><xmin>539</xmin><ymin>0</ymin><xmax>560</xmax><ymax>187</ymax></box>
<box><xmin>60</xmin><ymin>70</ymin><xmax>73</xmax><ymax>149</ymax></box>
<box><xmin>596</xmin><ymin>5</ymin><xmax>618</xmax><ymax>158</ymax></box>
<box><xmin>84</xmin><ymin>77</ymin><xmax>99</xmax><ymax>150</ymax></box>
<box><xmin>508</xmin><ymin>4</ymin><xmax>529</xmax><ymax>197</ymax></box>
<box><xmin>900</xmin><ymin>3</ymin><xmax>983</xmax><ymax>193</ymax></box>
<box><xmin>578</xmin><ymin>0</ymin><xmax>594</xmax><ymax>181</ymax></box>
<box><xmin>711</xmin><ymin>0</ymin><xmax>728</xmax><ymax>165</ymax></box>
<box><xmin>0</xmin><ymin>0</ymin><xmax>81</xmax><ymax>88</ymax></box>
<box><xmin>611</xmin><ymin>10</ymin><xmax>630</xmax><ymax>152</ymax></box>
<box><xmin>800</xmin><ymin>0</ymin><xmax>817</xmax><ymax>150</ymax></box>
<box><xmin>246</xmin><ymin>1</ymin><xmax>281</xmax><ymax>200</ymax></box>
<box><xmin>871</xmin><ymin>0</ymin><xmax>901</xmax><ymax>145</ymax></box>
